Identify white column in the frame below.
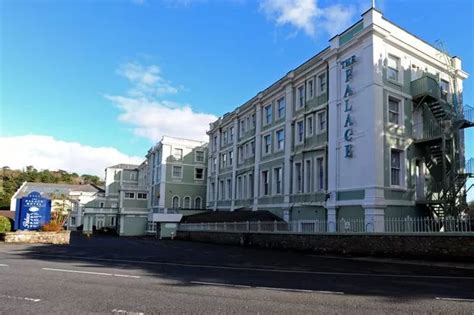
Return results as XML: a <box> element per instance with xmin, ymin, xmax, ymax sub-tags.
<box><xmin>230</xmin><ymin>119</ymin><xmax>238</xmax><ymax>211</ymax></box>
<box><xmin>253</xmin><ymin>98</ymin><xmax>263</xmax><ymax>210</ymax></box>
<box><xmin>214</xmin><ymin>130</ymin><xmax>221</xmax><ymax>211</ymax></box>
<box><xmin>364</xmin><ymin>207</ymin><xmax>385</xmax><ymax>232</ymax></box>
<box><xmin>327</xmin><ymin>207</ymin><xmax>337</xmax><ymax>232</ymax></box>
<box><xmin>283</xmin><ymin>83</ymin><xmax>294</xmax><ymax>204</ymax></box>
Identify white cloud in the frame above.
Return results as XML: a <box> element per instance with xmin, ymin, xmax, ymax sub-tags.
<box><xmin>0</xmin><ymin>135</ymin><xmax>143</xmax><ymax>177</ymax></box>
<box><xmin>106</xmin><ymin>95</ymin><xmax>216</xmax><ymax>142</ymax></box>
<box><xmin>260</xmin><ymin>0</ymin><xmax>358</xmax><ymax>37</ymax></box>
<box><xmin>107</xmin><ymin>61</ymin><xmax>217</xmax><ymax>143</ymax></box>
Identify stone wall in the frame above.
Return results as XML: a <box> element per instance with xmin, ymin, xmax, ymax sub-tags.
<box><xmin>1</xmin><ymin>231</ymin><xmax>71</xmax><ymax>245</ymax></box>
<box><xmin>177</xmin><ymin>231</ymin><xmax>474</xmax><ymax>260</ymax></box>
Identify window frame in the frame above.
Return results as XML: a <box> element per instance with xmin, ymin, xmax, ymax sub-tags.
<box><xmin>388</xmin><ymin>96</ymin><xmax>401</xmax><ymax>125</ymax></box>
<box><xmin>296</xmin><ymin>120</ymin><xmax>304</xmax><ymax>144</ymax></box>
<box><xmin>263</xmin><ymin>134</ymin><xmax>272</xmax><ymax>155</ymax></box>
<box><xmin>273</xmin><ymin>167</ymin><xmax>283</xmax><ymax>195</ymax></box>
<box><xmin>124</xmin><ymin>192</ymin><xmax>135</xmax><ymax>199</ymax></box>
<box><xmin>172</xmin><ymin>165</ymin><xmax>183</xmax><ymax>179</ymax></box>
<box><xmin>317</xmin><ymin>110</ymin><xmax>327</xmax><ymax>133</ymax></box>
<box><xmin>277</xmin><ymin>97</ymin><xmax>286</xmax><ymax>119</ymax></box>
<box><xmin>195</xmin><ymin>150</ymin><xmax>205</xmax><ymax>163</ymax></box>
<box><xmin>387</xmin><ymin>54</ymin><xmax>400</xmax><ymax>82</ymax></box>
<box><xmin>306</xmin><ymin>115</ymin><xmax>314</xmax><ymax>137</ymax></box>
<box><xmin>264</xmin><ymin>104</ymin><xmax>272</xmax><ymax>125</ymax></box>
<box><xmin>390</xmin><ymin>149</ymin><xmax>403</xmax><ymax>187</ymax></box>
<box><xmin>194</xmin><ymin>167</ymin><xmax>204</xmax><ymax>180</ymax></box>
<box><xmin>275</xmin><ymin>129</ymin><xmax>285</xmax><ymax>151</ymax></box>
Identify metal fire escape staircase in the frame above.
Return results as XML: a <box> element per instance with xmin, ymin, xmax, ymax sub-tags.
<box><xmin>411</xmin><ymin>75</ymin><xmax>474</xmax><ymax>218</ymax></box>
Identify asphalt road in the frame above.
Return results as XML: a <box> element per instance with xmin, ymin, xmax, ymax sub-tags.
<box><xmin>0</xmin><ymin>233</ymin><xmax>473</xmax><ymax>314</ymax></box>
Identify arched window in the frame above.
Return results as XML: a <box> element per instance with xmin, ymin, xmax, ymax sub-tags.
<box><xmin>183</xmin><ymin>196</ymin><xmax>191</xmax><ymax>209</ymax></box>
<box><xmin>172</xmin><ymin>196</ymin><xmax>180</xmax><ymax>209</ymax></box>
<box><xmin>195</xmin><ymin>196</ymin><xmax>202</xmax><ymax>209</ymax></box>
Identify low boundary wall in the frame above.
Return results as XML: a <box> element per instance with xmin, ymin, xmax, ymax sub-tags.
<box><xmin>177</xmin><ymin>231</ymin><xmax>474</xmax><ymax>260</ymax></box>
<box><xmin>1</xmin><ymin>231</ymin><xmax>71</xmax><ymax>244</ymax></box>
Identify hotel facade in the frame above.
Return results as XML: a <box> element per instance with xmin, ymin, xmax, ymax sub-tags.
<box><xmin>206</xmin><ymin>8</ymin><xmax>473</xmax><ymax>231</ymax></box>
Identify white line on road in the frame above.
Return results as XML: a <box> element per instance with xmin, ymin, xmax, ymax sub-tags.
<box><xmin>0</xmin><ymin>264</ymin><xmax>9</xmax><ymax>267</ymax></box>
<box><xmin>190</xmin><ymin>281</ymin><xmax>252</xmax><ymax>288</ymax></box>
<box><xmin>190</xmin><ymin>281</ymin><xmax>344</xmax><ymax>295</ymax></box>
<box><xmin>0</xmin><ymin>294</ymin><xmax>41</xmax><ymax>303</ymax></box>
<box><xmin>112</xmin><ymin>309</ymin><xmax>144</xmax><ymax>315</ymax></box>
<box><xmin>42</xmin><ymin>268</ymin><xmax>140</xmax><ymax>279</ymax></box>
<box><xmin>31</xmin><ymin>254</ymin><xmax>474</xmax><ymax>281</ymax></box>
<box><xmin>435</xmin><ymin>297</ymin><xmax>474</xmax><ymax>303</ymax></box>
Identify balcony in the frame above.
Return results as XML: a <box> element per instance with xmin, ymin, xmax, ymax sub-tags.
<box><xmin>411</xmin><ymin>76</ymin><xmax>440</xmax><ymax>101</ymax></box>
<box><xmin>412</xmin><ymin>121</ymin><xmax>443</xmax><ymax>142</ymax></box>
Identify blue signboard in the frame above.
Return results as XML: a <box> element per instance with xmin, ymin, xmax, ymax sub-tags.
<box><xmin>14</xmin><ymin>192</ymin><xmax>51</xmax><ymax>230</ymax></box>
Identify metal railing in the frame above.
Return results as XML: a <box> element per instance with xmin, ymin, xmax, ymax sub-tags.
<box><xmin>179</xmin><ymin>216</ymin><xmax>473</xmax><ymax>234</ymax></box>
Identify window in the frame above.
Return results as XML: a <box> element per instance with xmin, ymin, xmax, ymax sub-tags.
<box><xmin>317</xmin><ymin>111</ymin><xmax>326</xmax><ymax>133</ymax></box>
<box><xmin>130</xmin><ymin>172</ymin><xmax>137</xmax><ymax>180</ymax></box>
<box><xmin>391</xmin><ymin>150</ymin><xmax>401</xmax><ymax>186</ymax></box>
<box><xmin>172</xmin><ymin>165</ymin><xmax>183</xmax><ymax>178</ymax></box>
<box><xmin>277</xmin><ymin>97</ymin><xmax>286</xmax><ymax>118</ymax></box>
<box><xmin>440</xmin><ymin>79</ymin><xmax>449</xmax><ymax>101</ymax></box>
<box><xmin>219</xmin><ymin>180</ymin><xmax>224</xmax><ymax>200</ymax></box>
<box><xmin>319</xmin><ymin>73</ymin><xmax>326</xmax><ymax>93</ymax></box>
<box><xmin>226</xmin><ymin>179</ymin><xmax>232</xmax><ymax>200</ymax></box>
<box><xmin>240</xmin><ymin>119</ymin><xmax>245</xmax><ymax>136</ymax></box>
<box><xmin>317</xmin><ymin>157</ymin><xmax>324</xmax><ymax>190</ymax></box>
<box><xmin>70</xmin><ymin>217</ymin><xmax>76</xmax><ymax>225</ymax></box>
<box><xmin>137</xmin><ymin>193</ymin><xmax>147</xmax><ymax>199</ymax></box>
<box><xmin>237</xmin><ymin>176</ymin><xmax>243</xmax><ymax>199</ymax></box>
<box><xmin>274</xmin><ymin>167</ymin><xmax>282</xmax><ymax>194</ymax></box>
<box><xmin>387</xmin><ymin>55</ymin><xmax>400</xmax><ymax>81</ymax></box>
<box><xmin>229</xmin><ymin>127</ymin><xmax>234</xmax><ymax>142</ymax></box>
<box><xmin>111</xmin><ymin>216</ymin><xmax>115</xmax><ymax>226</ymax></box>
<box><xmin>264</xmin><ymin>104</ymin><xmax>272</xmax><ymax>125</ymax></box>
<box><xmin>305</xmin><ymin>160</ymin><xmax>312</xmax><ymax>193</ymax></box>
<box><xmin>210</xmin><ymin>183</ymin><xmax>215</xmax><ymax>201</ymax></box>
<box><xmin>276</xmin><ymin>129</ymin><xmax>284</xmax><ymax>151</ymax></box>
<box><xmin>388</xmin><ymin>97</ymin><xmax>400</xmax><ymax>125</ymax></box>
<box><xmin>308</xmin><ymin>79</ymin><xmax>314</xmax><ymax>99</ymax></box>
<box><xmin>172</xmin><ymin>196</ymin><xmax>179</xmax><ymax>209</ymax></box>
<box><xmin>251</xmin><ymin>141</ymin><xmax>255</xmax><ymax>156</ymax></box>
<box><xmin>252</xmin><ymin>113</ymin><xmax>256</xmax><ymax>129</ymax></box>
<box><xmin>229</xmin><ymin>150</ymin><xmax>233</xmax><ymax>166</ymax></box>
<box><xmin>194</xmin><ymin>197</ymin><xmax>202</xmax><ymax>209</ymax></box>
<box><xmin>306</xmin><ymin>116</ymin><xmax>313</xmax><ymax>137</ymax></box>
<box><xmin>263</xmin><ymin>134</ymin><xmax>272</xmax><ymax>154</ymax></box>
<box><xmin>195</xmin><ymin>167</ymin><xmax>204</xmax><ymax>180</ymax></box>
<box><xmin>243</xmin><ymin>175</ymin><xmax>247</xmax><ymax>198</ymax></box>
<box><xmin>183</xmin><ymin>196</ymin><xmax>191</xmax><ymax>208</ymax></box>
<box><xmin>223</xmin><ymin>131</ymin><xmax>228</xmax><ymax>145</ymax></box>
<box><xmin>249</xmin><ymin>173</ymin><xmax>254</xmax><ymax>198</ymax></box>
<box><xmin>261</xmin><ymin>170</ymin><xmax>269</xmax><ymax>196</ymax></box>
<box><xmin>173</xmin><ymin>148</ymin><xmax>183</xmax><ymax>160</ymax></box>
<box><xmin>295</xmin><ymin>162</ymin><xmax>302</xmax><ymax>193</ymax></box>
<box><xmin>238</xmin><ymin>146</ymin><xmax>244</xmax><ymax>164</ymax></box>
<box><xmin>124</xmin><ymin>193</ymin><xmax>135</xmax><ymax>199</ymax></box>
<box><xmin>212</xmin><ymin>157</ymin><xmax>217</xmax><ymax>172</ymax></box>
<box><xmin>195</xmin><ymin>150</ymin><xmax>205</xmax><ymax>163</ymax></box>
<box><xmin>100</xmin><ymin>201</ymin><xmax>105</xmax><ymax>207</ymax></box>
<box><xmin>298</xmin><ymin>86</ymin><xmax>304</xmax><ymax>107</ymax></box>
<box><xmin>221</xmin><ymin>153</ymin><xmax>227</xmax><ymax>168</ymax></box>
<box><xmin>213</xmin><ymin>136</ymin><xmax>217</xmax><ymax>151</ymax></box>
<box><xmin>296</xmin><ymin>121</ymin><xmax>304</xmax><ymax>143</ymax></box>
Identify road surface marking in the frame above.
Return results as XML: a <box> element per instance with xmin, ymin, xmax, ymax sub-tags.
<box><xmin>190</xmin><ymin>281</ymin><xmax>344</xmax><ymax>294</ymax></box>
<box><xmin>435</xmin><ymin>297</ymin><xmax>474</xmax><ymax>302</ymax></box>
<box><xmin>42</xmin><ymin>268</ymin><xmax>140</xmax><ymax>279</ymax></box>
<box><xmin>0</xmin><ymin>264</ymin><xmax>9</xmax><ymax>267</ymax></box>
<box><xmin>0</xmin><ymin>294</ymin><xmax>41</xmax><ymax>303</ymax></box>
<box><xmin>190</xmin><ymin>281</ymin><xmax>252</xmax><ymax>288</ymax></box>
<box><xmin>31</xmin><ymin>253</ymin><xmax>474</xmax><ymax>280</ymax></box>
<box><xmin>113</xmin><ymin>274</ymin><xmax>141</xmax><ymax>279</ymax></box>
<box><xmin>112</xmin><ymin>309</ymin><xmax>144</xmax><ymax>315</ymax></box>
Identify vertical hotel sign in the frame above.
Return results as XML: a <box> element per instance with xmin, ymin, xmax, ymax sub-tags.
<box><xmin>341</xmin><ymin>55</ymin><xmax>356</xmax><ymax>158</ymax></box>
<box><xmin>14</xmin><ymin>192</ymin><xmax>51</xmax><ymax>230</ymax></box>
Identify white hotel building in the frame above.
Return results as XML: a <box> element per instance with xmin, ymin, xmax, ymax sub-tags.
<box><xmin>206</xmin><ymin>8</ymin><xmax>473</xmax><ymax>231</ymax></box>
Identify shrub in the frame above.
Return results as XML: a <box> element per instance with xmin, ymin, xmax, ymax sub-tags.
<box><xmin>40</xmin><ymin>222</ymin><xmax>63</xmax><ymax>232</ymax></box>
<box><xmin>0</xmin><ymin>216</ymin><xmax>11</xmax><ymax>233</ymax></box>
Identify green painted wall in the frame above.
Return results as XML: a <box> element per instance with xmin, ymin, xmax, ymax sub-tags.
<box><xmin>337</xmin><ymin>206</ymin><xmax>364</xmax><ymax>220</ymax></box>
<box><xmin>337</xmin><ymin>190</ymin><xmax>365</xmax><ymax>200</ymax></box>
<box><xmin>121</xmin><ymin>216</ymin><xmax>147</xmax><ymax>236</ymax></box>
<box><xmin>339</xmin><ymin>21</ymin><xmax>364</xmax><ymax>46</ymax></box>
<box><xmin>384</xmin><ymin>206</ymin><xmax>424</xmax><ymax>218</ymax></box>
<box><xmin>291</xmin><ymin>206</ymin><xmax>326</xmax><ymax>220</ymax></box>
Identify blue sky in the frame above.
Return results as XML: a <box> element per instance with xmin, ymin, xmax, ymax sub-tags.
<box><xmin>1</xmin><ymin>0</ymin><xmax>473</xmax><ymax>190</ymax></box>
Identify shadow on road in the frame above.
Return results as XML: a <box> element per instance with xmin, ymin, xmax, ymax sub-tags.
<box><xmin>5</xmin><ymin>232</ymin><xmax>474</xmax><ymax>300</ymax></box>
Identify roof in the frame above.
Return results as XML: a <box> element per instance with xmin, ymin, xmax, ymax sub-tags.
<box><xmin>14</xmin><ymin>182</ymin><xmax>102</xmax><ymax>199</ymax></box>
<box><xmin>107</xmin><ymin>164</ymin><xmax>140</xmax><ymax>170</ymax></box>
<box><xmin>181</xmin><ymin>210</ymin><xmax>284</xmax><ymax>223</ymax></box>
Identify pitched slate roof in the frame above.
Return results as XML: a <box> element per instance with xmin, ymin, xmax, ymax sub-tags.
<box><xmin>181</xmin><ymin>210</ymin><xmax>284</xmax><ymax>223</ymax></box>
<box><xmin>107</xmin><ymin>164</ymin><xmax>140</xmax><ymax>170</ymax></box>
<box><xmin>15</xmin><ymin>182</ymin><xmax>102</xmax><ymax>199</ymax></box>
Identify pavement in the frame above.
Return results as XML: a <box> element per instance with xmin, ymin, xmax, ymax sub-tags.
<box><xmin>0</xmin><ymin>232</ymin><xmax>473</xmax><ymax>314</ymax></box>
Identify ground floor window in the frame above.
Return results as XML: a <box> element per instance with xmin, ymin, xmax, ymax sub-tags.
<box><xmin>172</xmin><ymin>196</ymin><xmax>180</xmax><ymax>209</ymax></box>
